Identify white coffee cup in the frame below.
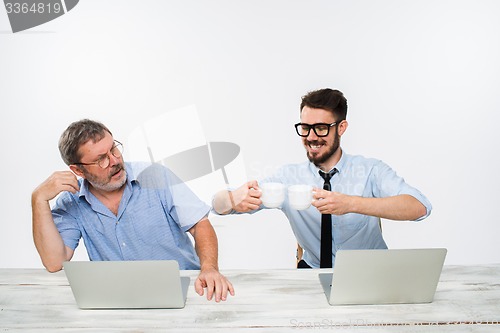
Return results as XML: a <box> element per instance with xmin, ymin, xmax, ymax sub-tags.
<box><xmin>260</xmin><ymin>182</ymin><xmax>285</xmax><ymax>208</ymax></box>
<box><xmin>288</xmin><ymin>185</ymin><xmax>313</xmax><ymax>210</ymax></box>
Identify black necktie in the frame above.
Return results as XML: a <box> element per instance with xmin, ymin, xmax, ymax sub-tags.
<box><xmin>319</xmin><ymin>168</ymin><xmax>338</xmax><ymax>268</ymax></box>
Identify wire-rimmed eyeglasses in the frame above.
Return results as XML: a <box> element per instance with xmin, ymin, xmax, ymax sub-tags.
<box><xmin>73</xmin><ymin>140</ymin><xmax>123</xmax><ymax>169</ymax></box>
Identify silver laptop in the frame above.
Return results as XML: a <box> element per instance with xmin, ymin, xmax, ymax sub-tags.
<box><xmin>63</xmin><ymin>260</ymin><xmax>190</xmax><ymax>309</ymax></box>
<box><xmin>319</xmin><ymin>248</ymin><xmax>447</xmax><ymax>305</ymax></box>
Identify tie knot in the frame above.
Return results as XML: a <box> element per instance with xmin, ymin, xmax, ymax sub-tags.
<box><xmin>319</xmin><ymin>168</ymin><xmax>338</xmax><ymax>190</ymax></box>
<box><xmin>319</xmin><ymin>168</ymin><xmax>337</xmax><ymax>182</ymax></box>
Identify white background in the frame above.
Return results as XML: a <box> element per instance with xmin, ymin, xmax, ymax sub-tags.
<box><xmin>1</xmin><ymin>0</ymin><xmax>499</xmax><ymax>269</ymax></box>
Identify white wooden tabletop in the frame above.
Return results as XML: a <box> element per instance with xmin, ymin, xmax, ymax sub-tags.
<box><xmin>1</xmin><ymin>265</ymin><xmax>499</xmax><ymax>332</ymax></box>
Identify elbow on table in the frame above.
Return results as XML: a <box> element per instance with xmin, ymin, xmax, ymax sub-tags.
<box><xmin>43</xmin><ymin>260</ymin><xmax>64</xmax><ymax>273</ymax></box>
<box><xmin>40</xmin><ymin>245</ymin><xmax>73</xmax><ymax>273</ymax></box>
<box><xmin>45</xmin><ymin>265</ymin><xmax>63</xmax><ymax>273</ymax></box>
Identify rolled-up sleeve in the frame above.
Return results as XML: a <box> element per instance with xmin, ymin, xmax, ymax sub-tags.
<box><xmin>372</xmin><ymin>160</ymin><xmax>432</xmax><ymax>221</ymax></box>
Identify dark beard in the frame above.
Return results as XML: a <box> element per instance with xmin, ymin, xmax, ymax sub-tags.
<box><xmin>306</xmin><ymin>138</ymin><xmax>340</xmax><ymax>167</ymax></box>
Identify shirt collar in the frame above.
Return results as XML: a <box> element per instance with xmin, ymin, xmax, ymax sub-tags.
<box><xmin>308</xmin><ymin>149</ymin><xmax>347</xmax><ymax>177</ymax></box>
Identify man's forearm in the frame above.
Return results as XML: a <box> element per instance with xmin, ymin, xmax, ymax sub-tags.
<box><xmin>31</xmin><ymin>197</ymin><xmax>70</xmax><ymax>272</ymax></box>
<box><xmin>350</xmin><ymin>194</ymin><xmax>427</xmax><ymax>221</ymax></box>
<box><xmin>191</xmin><ymin>218</ymin><xmax>219</xmax><ymax>271</ymax></box>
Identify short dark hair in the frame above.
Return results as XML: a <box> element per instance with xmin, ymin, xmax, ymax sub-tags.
<box><xmin>58</xmin><ymin>119</ymin><xmax>112</xmax><ymax>165</ymax></box>
<box><xmin>300</xmin><ymin>88</ymin><xmax>348</xmax><ymax>121</ymax></box>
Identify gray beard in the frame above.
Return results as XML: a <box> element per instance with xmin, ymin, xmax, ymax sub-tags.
<box><xmin>87</xmin><ymin>174</ymin><xmax>127</xmax><ymax>192</ymax></box>
<box><xmin>84</xmin><ymin>165</ymin><xmax>127</xmax><ymax>192</ymax></box>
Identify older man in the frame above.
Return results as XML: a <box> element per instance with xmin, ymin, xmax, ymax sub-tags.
<box><xmin>32</xmin><ymin>119</ymin><xmax>234</xmax><ymax>302</ymax></box>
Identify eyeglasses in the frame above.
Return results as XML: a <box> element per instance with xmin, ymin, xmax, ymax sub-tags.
<box><xmin>294</xmin><ymin>122</ymin><xmax>338</xmax><ymax>137</ymax></box>
<box><xmin>73</xmin><ymin>140</ymin><xmax>124</xmax><ymax>169</ymax></box>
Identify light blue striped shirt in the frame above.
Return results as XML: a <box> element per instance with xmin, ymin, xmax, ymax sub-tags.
<box><xmin>231</xmin><ymin>152</ymin><xmax>432</xmax><ymax>268</ymax></box>
<box><xmin>52</xmin><ymin>162</ymin><xmax>210</xmax><ymax>269</ymax></box>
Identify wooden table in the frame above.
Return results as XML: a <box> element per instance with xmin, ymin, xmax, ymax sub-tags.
<box><xmin>1</xmin><ymin>265</ymin><xmax>499</xmax><ymax>332</ymax></box>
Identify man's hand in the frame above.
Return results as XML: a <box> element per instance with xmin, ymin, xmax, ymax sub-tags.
<box><xmin>189</xmin><ymin>218</ymin><xmax>235</xmax><ymax>302</ymax></box>
<box><xmin>194</xmin><ymin>266</ymin><xmax>235</xmax><ymax>302</ymax></box>
<box><xmin>312</xmin><ymin>188</ymin><xmax>352</xmax><ymax>215</ymax></box>
<box><xmin>212</xmin><ymin>180</ymin><xmax>263</xmax><ymax>214</ymax></box>
<box><xmin>229</xmin><ymin>180</ymin><xmax>262</xmax><ymax>213</ymax></box>
<box><xmin>32</xmin><ymin>171</ymin><xmax>80</xmax><ymax>204</ymax></box>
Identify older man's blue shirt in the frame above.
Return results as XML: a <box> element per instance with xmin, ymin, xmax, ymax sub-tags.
<box><xmin>52</xmin><ymin>162</ymin><xmax>210</xmax><ymax>270</ymax></box>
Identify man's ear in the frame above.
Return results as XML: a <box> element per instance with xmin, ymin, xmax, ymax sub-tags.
<box><xmin>69</xmin><ymin>165</ymin><xmax>85</xmax><ymax>178</ymax></box>
<box><xmin>338</xmin><ymin>120</ymin><xmax>348</xmax><ymax>136</ymax></box>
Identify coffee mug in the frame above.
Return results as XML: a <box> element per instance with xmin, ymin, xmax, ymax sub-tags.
<box><xmin>260</xmin><ymin>182</ymin><xmax>285</xmax><ymax>208</ymax></box>
<box><xmin>288</xmin><ymin>185</ymin><xmax>313</xmax><ymax>210</ymax></box>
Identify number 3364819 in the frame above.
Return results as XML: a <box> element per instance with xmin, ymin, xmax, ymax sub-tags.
<box><xmin>5</xmin><ymin>2</ymin><xmax>62</xmax><ymax>14</ymax></box>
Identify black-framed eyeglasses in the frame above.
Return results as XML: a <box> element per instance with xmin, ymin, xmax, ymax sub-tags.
<box><xmin>73</xmin><ymin>140</ymin><xmax>124</xmax><ymax>169</ymax></box>
<box><xmin>294</xmin><ymin>122</ymin><xmax>338</xmax><ymax>137</ymax></box>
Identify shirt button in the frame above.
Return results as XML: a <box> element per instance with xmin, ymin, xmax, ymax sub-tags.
<box><xmin>122</xmin><ymin>242</ymin><xmax>126</xmax><ymax>247</ymax></box>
